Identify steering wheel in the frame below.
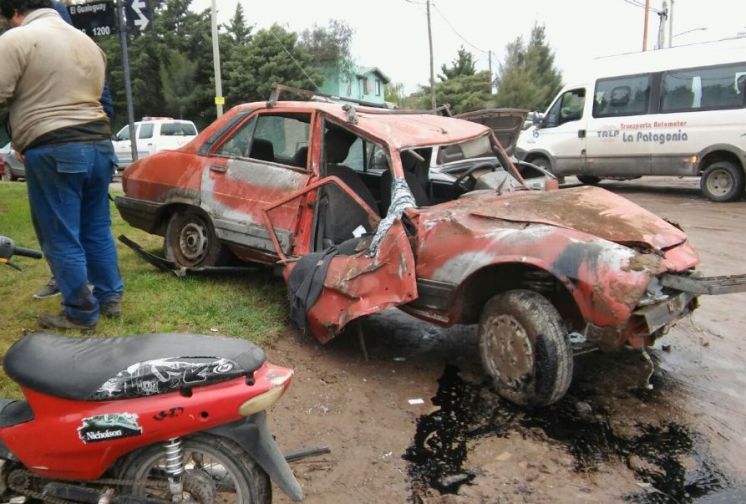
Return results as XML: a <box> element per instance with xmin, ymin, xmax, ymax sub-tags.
<box><xmin>451</xmin><ymin>161</ymin><xmax>498</xmax><ymax>195</ymax></box>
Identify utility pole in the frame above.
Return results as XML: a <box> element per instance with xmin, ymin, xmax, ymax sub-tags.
<box><xmin>426</xmin><ymin>0</ymin><xmax>436</xmax><ymax>110</ymax></box>
<box><xmin>488</xmin><ymin>49</ymin><xmax>493</xmax><ymax>94</ymax></box>
<box><xmin>656</xmin><ymin>1</ymin><xmax>668</xmax><ymax>49</ymax></box>
<box><xmin>642</xmin><ymin>0</ymin><xmax>650</xmax><ymax>51</ymax></box>
<box><xmin>211</xmin><ymin>0</ymin><xmax>223</xmax><ymax>117</ymax></box>
<box><xmin>668</xmin><ymin>0</ymin><xmax>674</xmax><ymax>47</ymax></box>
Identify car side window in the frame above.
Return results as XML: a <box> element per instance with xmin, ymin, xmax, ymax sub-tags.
<box><xmin>138</xmin><ymin>123</ymin><xmax>154</xmax><ymax>139</ymax></box>
<box><xmin>593</xmin><ymin>74</ymin><xmax>651</xmax><ymax>117</ymax></box>
<box><xmin>215</xmin><ymin>117</ymin><xmax>257</xmax><ymax>158</ymax></box>
<box><xmin>253</xmin><ymin>114</ymin><xmax>311</xmax><ymax>167</ymax></box>
<box><xmin>117</xmin><ymin>125</ymin><xmax>131</xmax><ymax>141</ymax></box>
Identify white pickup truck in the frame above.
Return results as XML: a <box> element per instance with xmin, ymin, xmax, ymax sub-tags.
<box><xmin>113</xmin><ymin>117</ymin><xmax>198</xmax><ymax>170</ymax></box>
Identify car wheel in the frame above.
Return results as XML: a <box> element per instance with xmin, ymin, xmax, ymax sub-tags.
<box><xmin>478</xmin><ymin>289</ymin><xmax>573</xmax><ymax>407</ymax></box>
<box><xmin>165</xmin><ymin>210</ymin><xmax>229</xmax><ymax>268</ymax></box>
<box><xmin>576</xmin><ymin>175</ymin><xmax>601</xmax><ymax>185</ymax></box>
<box><xmin>700</xmin><ymin>161</ymin><xmax>745</xmax><ymax>202</ymax></box>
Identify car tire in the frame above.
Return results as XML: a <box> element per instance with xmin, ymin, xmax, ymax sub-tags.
<box><xmin>165</xmin><ymin>209</ymin><xmax>230</xmax><ymax>268</ymax></box>
<box><xmin>576</xmin><ymin>175</ymin><xmax>601</xmax><ymax>185</ymax></box>
<box><xmin>700</xmin><ymin>161</ymin><xmax>745</xmax><ymax>202</ymax></box>
<box><xmin>478</xmin><ymin>289</ymin><xmax>573</xmax><ymax>407</ymax></box>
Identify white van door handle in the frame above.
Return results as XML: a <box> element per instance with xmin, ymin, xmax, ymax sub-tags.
<box><xmin>578</xmin><ymin>129</ymin><xmax>586</xmax><ymax>138</ymax></box>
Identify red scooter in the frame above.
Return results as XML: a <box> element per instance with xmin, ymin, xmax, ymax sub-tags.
<box><xmin>0</xmin><ymin>236</ymin><xmax>303</xmax><ymax>503</ymax></box>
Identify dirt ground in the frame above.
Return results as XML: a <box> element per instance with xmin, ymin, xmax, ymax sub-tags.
<box><xmin>263</xmin><ymin>177</ymin><xmax>746</xmax><ymax>504</ymax></box>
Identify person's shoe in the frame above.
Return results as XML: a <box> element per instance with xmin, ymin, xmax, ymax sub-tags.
<box><xmin>100</xmin><ymin>301</ymin><xmax>121</xmax><ymax>319</ymax></box>
<box><xmin>33</xmin><ymin>278</ymin><xmax>60</xmax><ymax>299</ymax></box>
<box><xmin>38</xmin><ymin>312</ymin><xmax>96</xmax><ymax>332</ymax></box>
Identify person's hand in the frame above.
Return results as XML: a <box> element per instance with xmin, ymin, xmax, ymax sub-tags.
<box><xmin>16</xmin><ymin>151</ymin><xmax>23</xmax><ymax>162</ymax></box>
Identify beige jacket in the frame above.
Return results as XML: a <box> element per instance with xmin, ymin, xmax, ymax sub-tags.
<box><xmin>0</xmin><ymin>9</ymin><xmax>108</xmax><ymax>151</ymax></box>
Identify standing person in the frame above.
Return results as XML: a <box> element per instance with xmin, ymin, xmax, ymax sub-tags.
<box><xmin>31</xmin><ymin>0</ymin><xmax>117</xmax><ymax>302</ymax></box>
<box><xmin>0</xmin><ymin>0</ymin><xmax>124</xmax><ymax>330</ymax></box>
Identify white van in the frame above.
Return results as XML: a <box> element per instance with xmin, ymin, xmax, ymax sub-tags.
<box><xmin>516</xmin><ymin>38</ymin><xmax>746</xmax><ymax>202</ymax></box>
<box><xmin>113</xmin><ymin>117</ymin><xmax>198</xmax><ymax>170</ymax></box>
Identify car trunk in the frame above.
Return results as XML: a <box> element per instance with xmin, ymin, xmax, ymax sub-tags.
<box><xmin>455</xmin><ymin>108</ymin><xmax>528</xmax><ymax>156</ymax></box>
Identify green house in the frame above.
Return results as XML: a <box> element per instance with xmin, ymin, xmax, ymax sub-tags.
<box><xmin>317</xmin><ymin>66</ymin><xmax>390</xmax><ymax>105</ymax></box>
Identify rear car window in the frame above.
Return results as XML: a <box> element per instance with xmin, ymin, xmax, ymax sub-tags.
<box><xmin>160</xmin><ymin>123</ymin><xmax>197</xmax><ymax>136</ymax></box>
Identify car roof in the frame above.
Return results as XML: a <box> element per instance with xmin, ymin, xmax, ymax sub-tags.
<box><xmin>233</xmin><ymin>101</ymin><xmax>491</xmax><ymax>149</ymax></box>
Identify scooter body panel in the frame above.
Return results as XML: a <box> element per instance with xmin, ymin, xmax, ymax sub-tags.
<box><xmin>0</xmin><ymin>362</ymin><xmax>288</xmax><ymax>481</ymax></box>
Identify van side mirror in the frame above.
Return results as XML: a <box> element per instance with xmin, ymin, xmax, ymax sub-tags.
<box><xmin>610</xmin><ymin>86</ymin><xmax>631</xmax><ymax>106</ymax></box>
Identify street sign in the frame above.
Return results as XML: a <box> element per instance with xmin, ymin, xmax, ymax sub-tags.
<box><xmin>125</xmin><ymin>0</ymin><xmax>151</xmax><ymax>33</ymax></box>
<box><xmin>215</xmin><ymin>96</ymin><xmax>225</xmax><ymax>105</ymax></box>
<box><xmin>67</xmin><ymin>1</ymin><xmax>116</xmax><ymax>38</ymax></box>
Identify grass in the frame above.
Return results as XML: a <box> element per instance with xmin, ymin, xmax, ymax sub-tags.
<box><xmin>0</xmin><ymin>182</ymin><xmax>288</xmax><ymax>398</ymax></box>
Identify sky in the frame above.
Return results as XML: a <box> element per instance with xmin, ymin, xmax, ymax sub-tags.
<box><xmin>192</xmin><ymin>0</ymin><xmax>746</xmax><ymax>94</ymax></box>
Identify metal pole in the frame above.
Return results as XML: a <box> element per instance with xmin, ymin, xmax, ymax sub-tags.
<box><xmin>488</xmin><ymin>49</ymin><xmax>493</xmax><ymax>93</ymax></box>
<box><xmin>668</xmin><ymin>0</ymin><xmax>674</xmax><ymax>47</ymax></box>
<box><xmin>117</xmin><ymin>0</ymin><xmax>138</xmax><ymax>162</ymax></box>
<box><xmin>426</xmin><ymin>0</ymin><xmax>436</xmax><ymax>110</ymax></box>
<box><xmin>657</xmin><ymin>1</ymin><xmax>668</xmax><ymax>50</ymax></box>
<box><xmin>211</xmin><ymin>0</ymin><xmax>223</xmax><ymax>117</ymax></box>
<box><xmin>642</xmin><ymin>0</ymin><xmax>650</xmax><ymax>51</ymax></box>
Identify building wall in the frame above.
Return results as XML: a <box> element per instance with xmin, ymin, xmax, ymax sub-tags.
<box><xmin>317</xmin><ymin>68</ymin><xmax>387</xmax><ymax>105</ymax></box>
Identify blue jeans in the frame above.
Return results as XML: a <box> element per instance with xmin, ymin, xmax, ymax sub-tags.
<box><xmin>24</xmin><ymin>141</ymin><xmax>124</xmax><ymax>323</ymax></box>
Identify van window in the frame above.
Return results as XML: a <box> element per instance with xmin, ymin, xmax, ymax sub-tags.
<box><xmin>661</xmin><ymin>63</ymin><xmax>746</xmax><ymax>112</ymax></box>
<box><xmin>543</xmin><ymin>89</ymin><xmax>585</xmax><ymax>128</ymax></box>
<box><xmin>593</xmin><ymin>75</ymin><xmax>651</xmax><ymax>117</ymax></box>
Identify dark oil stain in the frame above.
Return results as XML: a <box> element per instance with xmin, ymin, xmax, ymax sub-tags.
<box><xmin>404</xmin><ymin>364</ymin><xmax>731</xmax><ymax>503</ymax></box>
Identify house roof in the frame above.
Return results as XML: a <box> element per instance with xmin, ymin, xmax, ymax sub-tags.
<box><xmin>355</xmin><ymin>67</ymin><xmax>391</xmax><ymax>84</ymax></box>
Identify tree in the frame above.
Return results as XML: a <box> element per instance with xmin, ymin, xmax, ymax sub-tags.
<box><xmin>160</xmin><ymin>50</ymin><xmax>199</xmax><ymax>119</ymax></box>
<box><xmin>225</xmin><ymin>3</ymin><xmax>251</xmax><ymax>45</ymax></box>
<box><xmin>417</xmin><ymin>47</ymin><xmax>492</xmax><ymax>114</ymax></box>
<box><xmin>494</xmin><ymin>24</ymin><xmax>563</xmax><ymax>111</ymax></box>
<box><xmin>223</xmin><ymin>24</ymin><xmax>322</xmax><ymax>103</ymax></box>
<box><xmin>298</xmin><ymin>19</ymin><xmax>355</xmax><ymax>77</ymax></box>
<box><xmin>438</xmin><ymin>46</ymin><xmax>477</xmax><ymax>81</ymax></box>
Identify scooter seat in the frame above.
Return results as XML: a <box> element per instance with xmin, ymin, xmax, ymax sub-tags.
<box><xmin>3</xmin><ymin>333</ymin><xmax>267</xmax><ymax>401</ymax></box>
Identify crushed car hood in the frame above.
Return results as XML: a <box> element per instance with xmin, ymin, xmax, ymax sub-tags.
<box><xmin>440</xmin><ymin>186</ymin><xmax>688</xmax><ymax>252</ymax></box>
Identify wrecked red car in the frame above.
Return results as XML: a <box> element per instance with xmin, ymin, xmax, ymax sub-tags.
<box><xmin>116</xmin><ymin>87</ymin><xmax>743</xmax><ymax>407</ymax></box>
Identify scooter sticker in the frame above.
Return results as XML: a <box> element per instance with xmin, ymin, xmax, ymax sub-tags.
<box><xmin>91</xmin><ymin>357</ymin><xmax>243</xmax><ymax>400</ymax></box>
<box><xmin>77</xmin><ymin>413</ymin><xmax>143</xmax><ymax>444</ymax></box>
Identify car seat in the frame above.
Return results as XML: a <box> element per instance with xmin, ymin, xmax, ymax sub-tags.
<box><xmin>319</xmin><ymin>128</ymin><xmax>379</xmax><ymax>247</ymax></box>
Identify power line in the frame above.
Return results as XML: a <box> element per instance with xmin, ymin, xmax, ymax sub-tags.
<box><xmin>266</xmin><ymin>27</ymin><xmax>320</xmax><ymax>89</ymax></box>
<box><xmin>622</xmin><ymin>0</ymin><xmax>663</xmax><ymax>14</ymax></box>
<box><xmin>431</xmin><ymin>4</ymin><xmax>489</xmax><ymax>55</ymax></box>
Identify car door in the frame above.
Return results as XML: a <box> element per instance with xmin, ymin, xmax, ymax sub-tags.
<box><xmin>262</xmin><ymin>118</ymin><xmax>418</xmax><ymax>343</ymax></box>
<box><xmin>203</xmin><ymin>110</ymin><xmax>314</xmax><ymax>259</ymax></box>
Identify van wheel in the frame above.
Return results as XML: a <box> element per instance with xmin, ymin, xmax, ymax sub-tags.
<box><xmin>577</xmin><ymin>175</ymin><xmax>601</xmax><ymax>185</ymax></box>
<box><xmin>478</xmin><ymin>290</ymin><xmax>573</xmax><ymax>407</ymax></box>
<box><xmin>165</xmin><ymin>210</ymin><xmax>230</xmax><ymax>268</ymax></box>
<box><xmin>528</xmin><ymin>156</ymin><xmax>551</xmax><ymax>172</ymax></box>
<box><xmin>700</xmin><ymin>161</ymin><xmax>745</xmax><ymax>202</ymax></box>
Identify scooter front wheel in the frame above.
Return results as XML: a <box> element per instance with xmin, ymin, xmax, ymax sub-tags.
<box><xmin>119</xmin><ymin>433</ymin><xmax>271</xmax><ymax>503</ymax></box>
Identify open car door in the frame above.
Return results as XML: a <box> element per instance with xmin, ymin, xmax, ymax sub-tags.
<box><xmin>262</xmin><ymin>176</ymin><xmax>418</xmax><ymax>343</ymax></box>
